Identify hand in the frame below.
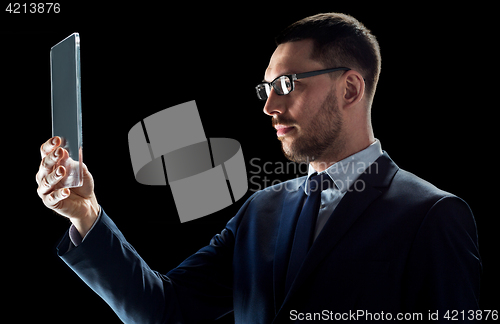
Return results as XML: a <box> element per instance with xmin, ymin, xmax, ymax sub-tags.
<box><xmin>36</xmin><ymin>136</ymin><xmax>100</xmax><ymax>237</ymax></box>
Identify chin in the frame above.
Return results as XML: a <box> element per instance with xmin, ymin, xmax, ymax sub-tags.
<box><xmin>279</xmin><ymin>137</ymin><xmax>294</xmax><ymax>154</ymax></box>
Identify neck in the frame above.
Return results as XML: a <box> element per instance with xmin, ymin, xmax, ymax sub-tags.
<box><xmin>310</xmin><ymin>126</ymin><xmax>375</xmax><ymax>173</ymax></box>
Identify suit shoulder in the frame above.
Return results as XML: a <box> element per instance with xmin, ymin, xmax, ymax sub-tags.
<box><xmin>380</xmin><ymin>168</ymin><xmax>476</xmax><ymax>241</ymax></box>
<box><xmin>391</xmin><ymin>168</ymin><xmax>458</xmax><ymax>205</ymax></box>
<box><xmin>397</xmin><ymin>170</ymin><xmax>474</xmax><ymax>223</ymax></box>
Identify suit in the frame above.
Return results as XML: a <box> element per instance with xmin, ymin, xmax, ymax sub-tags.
<box><xmin>57</xmin><ymin>152</ymin><xmax>481</xmax><ymax>323</ymax></box>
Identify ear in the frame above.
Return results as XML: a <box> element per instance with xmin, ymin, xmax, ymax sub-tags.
<box><xmin>341</xmin><ymin>70</ymin><xmax>365</xmax><ymax>109</ymax></box>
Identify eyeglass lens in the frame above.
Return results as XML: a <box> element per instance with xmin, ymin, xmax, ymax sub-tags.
<box><xmin>277</xmin><ymin>76</ymin><xmax>292</xmax><ymax>95</ymax></box>
<box><xmin>256</xmin><ymin>76</ymin><xmax>293</xmax><ymax>100</ymax></box>
<box><xmin>256</xmin><ymin>83</ymin><xmax>271</xmax><ymax>100</ymax></box>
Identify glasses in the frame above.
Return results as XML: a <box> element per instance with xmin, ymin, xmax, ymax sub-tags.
<box><xmin>255</xmin><ymin>67</ymin><xmax>351</xmax><ymax>101</ymax></box>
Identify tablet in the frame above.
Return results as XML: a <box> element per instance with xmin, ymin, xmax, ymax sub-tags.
<box><xmin>50</xmin><ymin>33</ymin><xmax>83</xmax><ymax>188</ymax></box>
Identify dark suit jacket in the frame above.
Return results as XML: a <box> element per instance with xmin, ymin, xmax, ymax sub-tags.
<box><xmin>57</xmin><ymin>152</ymin><xmax>481</xmax><ymax>323</ymax></box>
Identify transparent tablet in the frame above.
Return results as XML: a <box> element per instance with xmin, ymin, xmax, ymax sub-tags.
<box><xmin>50</xmin><ymin>33</ymin><xmax>83</xmax><ymax>188</ymax></box>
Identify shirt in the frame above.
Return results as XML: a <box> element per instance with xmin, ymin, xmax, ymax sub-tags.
<box><xmin>305</xmin><ymin>139</ymin><xmax>383</xmax><ymax>240</ymax></box>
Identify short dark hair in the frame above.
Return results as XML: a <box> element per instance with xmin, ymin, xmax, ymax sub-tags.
<box><xmin>275</xmin><ymin>13</ymin><xmax>381</xmax><ymax>101</ymax></box>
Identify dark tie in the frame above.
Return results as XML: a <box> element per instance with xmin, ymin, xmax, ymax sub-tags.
<box><xmin>285</xmin><ymin>172</ymin><xmax>334</xmax><ymax>294</ymax></box>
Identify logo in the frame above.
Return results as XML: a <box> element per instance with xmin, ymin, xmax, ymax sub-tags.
<box><xmin>128</xmin><ymin>100</ymin><xmax>248</xmax><ymax>222</ymax></box>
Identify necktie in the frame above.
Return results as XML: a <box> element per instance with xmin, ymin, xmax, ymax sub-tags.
<box><xmin>285</xmin><ymin>172</ymin><xmax>334</xmax><ymax>294</ymax></box>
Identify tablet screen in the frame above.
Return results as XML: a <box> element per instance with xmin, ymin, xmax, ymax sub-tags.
<box><xmin>50</xmin><ymin>33</ymin><xmax>83</xmax><ymax>188</ymax></box>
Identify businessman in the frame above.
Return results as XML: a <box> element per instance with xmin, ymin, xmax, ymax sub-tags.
<box><xmin>37</xmin><ymin>13</ymin><xmax>481</xmax><ymax>323</ymax></box>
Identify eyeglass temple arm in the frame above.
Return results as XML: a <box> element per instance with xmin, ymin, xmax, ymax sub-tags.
<box><xmin>294</xmin><ymin>67</ymin><xmax>351</xmax><ymax>80</ymax></box>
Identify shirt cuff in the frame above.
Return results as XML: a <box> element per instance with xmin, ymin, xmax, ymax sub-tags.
<box><xmin>68</xmin><ymin>207</ymin><xmax>102</xmax><ymax>247</ymax></box>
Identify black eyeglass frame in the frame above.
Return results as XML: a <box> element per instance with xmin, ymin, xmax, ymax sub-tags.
<box><xmin>256</xmin><ymin>67</ymin><xmax>351</xmax><ymax>101</ymax></box>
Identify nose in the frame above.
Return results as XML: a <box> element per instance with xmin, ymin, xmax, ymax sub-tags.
<box><xmin>263</xmin><ymin>89</ymin><xmax>287</xmax><ymax>117</ymax></box>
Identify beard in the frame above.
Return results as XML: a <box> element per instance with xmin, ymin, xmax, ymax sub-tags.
<box><xmin>273</xmin><ymin>90</ymin><xmax>345</xmax><ymax>164</ymax></box>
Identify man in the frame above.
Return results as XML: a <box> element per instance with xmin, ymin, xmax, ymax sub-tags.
<box><xmin>36</xmin><ymin>13</ymin><xmax>481</xmax><ymax>323</ymax></box>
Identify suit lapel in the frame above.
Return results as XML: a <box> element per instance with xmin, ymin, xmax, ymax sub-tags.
<box><xmin>274</xmin><ymin>153</ymin><xmax>399</xmax><ymax>320</ymax></box>
<box><xmin>272</xmin><ymin>181</ymin><xmax>306</xmax><ymax>314</ymax></box>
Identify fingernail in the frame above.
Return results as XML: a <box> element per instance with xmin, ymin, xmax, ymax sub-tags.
<box><xmin>52</xmin><ymin>137</ymin><xmax>58</xmax><ymax>145</ymax></box>
<box><xmin>61</xmin><ymin>188</ymin><xmax>69</xmax><ymax>197</ymax></box>
<box><xmin>56</xmin><ymin>166</ymin><xmax>63</xmax><ymax>177</ymax></box>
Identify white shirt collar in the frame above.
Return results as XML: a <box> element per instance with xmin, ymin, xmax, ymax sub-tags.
<box><xmin>305</xmin><ymin>139</ymin><xmax>383</xmax><ymax>195</ymax></box>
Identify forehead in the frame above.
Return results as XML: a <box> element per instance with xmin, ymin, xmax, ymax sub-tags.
<box><xmin>264</xmin><ymin>39</ymin><xmax>324</xmax><ymax>81</ymax></box>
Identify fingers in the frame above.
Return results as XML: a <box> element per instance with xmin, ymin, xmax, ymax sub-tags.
<box><xmin>37</xmin><ymin>137</ymin><xmax>69</xmax><ymax>200</ymax></box>
<box><xmin>36</xmin><ymin>145</ymin><xmax>68</xmax><ymax>185</ymax></box>
<box><xmin>37</xmin><ymin>165</ymin><xmax>65</xmax><ymax>197</ymax></box>
<box><xmin>37</xmin><ymin>136</ymin><xmax>62</xmax><ymax>185</ymax></box>
<box><xmin>40</xmin><ymin>136</ymin><xmax>61</xmax><ymax>158</ymax></box>
<box><xmin>38</xmin><ymin>165</ymin><xmax>71</xmax><ymax>210</ymax></box>
<box><xmin>43</xmin><ymin>187</ymin><xmax>70</xmax><ymax>209</ymax></box>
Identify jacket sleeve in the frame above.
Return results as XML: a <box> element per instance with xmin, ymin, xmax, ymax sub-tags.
<box><xmin>56</xmin><ymin>204</ymin><xmax>247</xmax><ymax>324</ymax></box>
<box><xmin>402</xmin><ymin>195</ymin><xmax>482</xmax><ymax>321</ymax></box>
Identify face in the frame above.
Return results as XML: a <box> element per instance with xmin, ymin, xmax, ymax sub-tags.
<box><xmin>263</xmin><ymin>39</ymin><xmax>346</xmax><ymax>164</ymax></box>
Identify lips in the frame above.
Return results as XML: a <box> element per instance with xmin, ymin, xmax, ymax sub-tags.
<box><xmin>275</xmin><ymin>125</ymin><xmax>295</xmax><ymax>136</ymax></box>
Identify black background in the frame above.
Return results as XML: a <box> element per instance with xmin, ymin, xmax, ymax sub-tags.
<box><xmin>2</xmin><ymin>3</ymin><xmax>497</xmax><ymax>323</ymax></box>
